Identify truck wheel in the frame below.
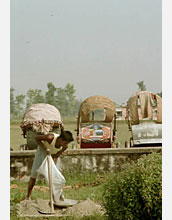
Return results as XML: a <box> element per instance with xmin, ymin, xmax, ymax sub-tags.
<box><xmin>125</xmin><ymin>141</ymin><xmax>130</xmax><ymax>148</ymax></box>
<box><xmin>130</xmin><ymin>138</ymin><xmax>134</xmax><ymax>147</ymax></box>
<box><xmin>116</xmin><ymin>142</ymin><xmax>120</xmax><ymax>148</ymax></box>
<box><xmin>111</xmin><ymin>142</ymin><xmax>115</xmax><ymax>148</ymax></box>
<box><xmin>76</xmin><ymin>143</ymin><xmax>80</xmax><ymax>149</ymax></box>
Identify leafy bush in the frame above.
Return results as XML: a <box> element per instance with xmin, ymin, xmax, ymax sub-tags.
<box><xmin>103</xmin><ymin>153</ymin><xmax>162</xmax><ymax>220</ymax></box>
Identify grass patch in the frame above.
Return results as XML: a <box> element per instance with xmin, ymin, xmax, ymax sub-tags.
<box><xmin>10</xmin><ymin>171</ymin><xmax>110</xmax><ymax>219</ymax></box>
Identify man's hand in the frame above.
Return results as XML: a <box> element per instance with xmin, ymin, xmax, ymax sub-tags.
<box><xmin>35</xmin><ymin>134</ymin><xmax>54</xmax><ymax>154</ymax></box>
<box><xmin>46</xmin><ymin>148</ymin><xmax>51</xmax><ymax>155</ymax></box>
<box><xmin>54</xmin><ymin>152</ymin><xmax>61</xmax><ymax>158</ymax></box>
<box><xmin>54</xmin><ymin>145</ymin><xmax>67</xmax><ymax>158</ymax></box>
<box><xmin>53</xmin><ymin>157</ymin><xmax>58</xmax><ymax>164</ymax></box>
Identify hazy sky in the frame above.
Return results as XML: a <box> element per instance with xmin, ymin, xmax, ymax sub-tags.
<box><xmin>10</xmin><ymin>0</ymin><xmax>162</xmax><ymax>104</ymax></box>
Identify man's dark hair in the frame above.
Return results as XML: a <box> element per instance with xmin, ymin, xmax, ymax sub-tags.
<box><xmin>59</xmin><ymin>130</ymin><xmax>74</xmax><ymax>142</ymax></box>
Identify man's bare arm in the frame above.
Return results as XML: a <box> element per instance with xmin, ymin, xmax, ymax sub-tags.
<box><xmin>54</xmin><ymin>145</ymin><xmax>68</xmax><ymax>158</ymax></box>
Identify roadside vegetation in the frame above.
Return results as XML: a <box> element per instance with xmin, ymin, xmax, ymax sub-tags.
<box><xmin>10</xmin><ymin>153</ymin><xmax>162</xmax><ymax>220</ymax></box>
<box><xmin>103</xmin><ymin>152</ymin><xmax>162</xmax><ymax>220</ymax></box>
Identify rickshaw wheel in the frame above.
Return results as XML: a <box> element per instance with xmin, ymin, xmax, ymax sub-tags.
<box><xmin>125</xmin><ymin>141</ymin><xmax>130</xmax><ymax>148</ymax></box>
<box><xmin>116</xmin><ymin>142</ymin><xmax>120</xmax><ymax>148</ymax></box>
<box><xmin>111</xmin><ymin>142</ymin><xmax>116</xmax><ymax>148</ymax></box>
<box><xmin>76</xmin><ymin>143</ymin><xmax>80</xmax><ymax>149</ymax></box>
<box><xmin>130</xmin><ymin>138</ymin><xmax>134</xmax><ymax>147</ymax></box>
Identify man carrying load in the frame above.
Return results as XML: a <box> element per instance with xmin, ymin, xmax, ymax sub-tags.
<box><xmin>26</xmin><ymin>130</ymin><xmax>74</xmax><ymax>200</ymax></box>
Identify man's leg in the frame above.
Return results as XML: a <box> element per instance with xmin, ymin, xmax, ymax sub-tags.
<box><xmin>59</xmin><ymin>191</ymin><xmax>65</xmax><ymax>201</ymax></box>
<box><xmin>26</xmin><ymin>177</ymin><xmax>36</xmax><ymax>200</ymax></box>
<box><xmin>26</xmin><ymin>146</ymin><xmax>46</xmax><ymax>199</ymax></box>
<box><xmin>55</xmin><ymin>158</ymin><xmax>65</xmax><ymax>201</ymax></box>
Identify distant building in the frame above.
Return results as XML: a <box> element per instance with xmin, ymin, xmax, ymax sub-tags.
<box><xmin>116</xmin><ymin>105</ymin><xmax>127</xmax><ymax>120</ymax></box>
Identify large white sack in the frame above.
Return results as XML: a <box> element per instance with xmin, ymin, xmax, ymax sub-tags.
<box><xmin>37</xmin><ymin>155</ymin><xmax>66</xmax><ymax>203</ymax></box>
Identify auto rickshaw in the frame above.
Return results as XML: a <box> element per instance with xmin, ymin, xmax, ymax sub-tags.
<box><xmin>20</xmin><ymin>103</ymin><xmax>63</xmax><ymax>150</ymax></box>
<box><xmin>76</xmin><ymin>95</ymin><xmax>118</xmax><ymax>148</ymax></box>
<box><xmin>125</xmin><ymin>91</ymin><xmax>162</xmax><ymax>148</ymax></box>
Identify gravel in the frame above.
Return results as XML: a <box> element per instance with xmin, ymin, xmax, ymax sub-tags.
<box><xmin>16</xmin><ymin>198</ymin><xmax>105</xmax><ymax>217</ymax></box>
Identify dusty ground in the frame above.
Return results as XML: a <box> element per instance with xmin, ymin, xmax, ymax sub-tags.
<box><xmin>16</xmin><ymin>198</ymin><xmax>105</xmax><ymax>218</ymax></box>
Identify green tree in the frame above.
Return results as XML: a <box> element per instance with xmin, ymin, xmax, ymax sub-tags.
<box><xmin>45</xmin><ymin>82</ymin><xmax>57</xmax><ymax>106</ymax></box>
<box><xmin>10</xmin><ymin>88</ymin><xmax>16</xmax><ymax>117</ymax></box>
<box><xmin>56</xmin><ymin>87</ymin><xmax>67</xmax><ymax>116</ymax></box>
<box><xmin>55</xmin><ymin>83</ymin><xmax>77</xmax><ymax>116</ymax></box>
<box><xmin>137</xmin><ymin>81</ymin><xmax>146</xmax><ymax>91</ymax></box>
<box><xmin>10</xmin><ymin>88</ymin><xmax>25</xmax><ymax>118</ymax></box>
<box><xmin>26</xmin><ymin>89</ymin><xmax>45</xmax><ymax>109</ymax></box>
<box><xmin>74</xmin><ymin>99</ymin><xmax>82</xmax><ymax>116</ymax></box>
<box><xmin>15</xmin><ymin>94</ymin><xmax>25</xmax><ymax>117</ymax></box>
<box><xmin>157</xmin><ymin>91</ymin><xmax>162</xmax><ymax>97</ymax></box>
<box><xmin>64</xmin><ymin>83</ymin><xmax>76</xmax><ymax>116</ymax></box>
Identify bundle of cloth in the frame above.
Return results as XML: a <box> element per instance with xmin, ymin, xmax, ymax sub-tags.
<box><xmin>127</xmin><ymin>91</ymin><xmax>162</xmax><ymax>125</ymax></box>
<box><xmin>37</xmin><ymin>155</ymin><xmax>65</xmax><ymax>203</ymax></box>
